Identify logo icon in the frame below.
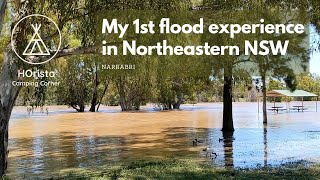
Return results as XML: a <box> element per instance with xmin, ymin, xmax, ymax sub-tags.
<box><xmin>11</xmin><ymin>14</ymin><xmax>62</xmax><ymax>65</ymax></box>
<box><xmin>23</xmin><ymin>24</ymin><xmax>50</xmax><ymax>56</ymax></box>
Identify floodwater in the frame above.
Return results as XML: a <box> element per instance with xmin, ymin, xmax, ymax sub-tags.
<box><xmin>7</xmin><ymin>102</ymin><xmax>320</xmax><ymax>177</ymax></box>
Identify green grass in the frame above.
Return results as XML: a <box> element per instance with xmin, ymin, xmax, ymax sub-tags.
<box><xmin>6</xmin><ymin>159</ymin><xmax>320</xmax><ymax>180</ymax></box>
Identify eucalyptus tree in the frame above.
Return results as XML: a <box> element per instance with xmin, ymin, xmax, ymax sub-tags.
<box><xmin>88</xmin><ymin>55</ymin><xmax>112</xmax><ymax>112</ymax></box>
<box><xmin>309</xmin><ymin>0</ymin><xmax>320</xmax><ymax>32</ymax></box>
<box><xmin>198</xmin><ymin>7</ymin><xmax>252</xmax><ymax>133</ymax></box>
<box><xmin>309</xmin><ymin>0</ymin><xmax>320</xmax><ymax>53</ymax></box>
<box><xmin>155</xmin><ymin>54</ymin><xmax>211</xmax><ymax>110</ymax></box>
<box><xmin>153</xmin><ymin>12</ymin><xmax>213</xmax><ymax>110</ymax></box>
<box><xmin>56</xmin><ymin>56</ymin><xmax>92</xmax><ymax>112</ymax></box>
<box><xmin>246</xmin><ymin>2</ymin><xmax>309</xmax><ymax>124</ymax></box>
<box><xmin>0</xmin><ymin>0</ymin><xmax>9</xmax><ymax>67</ymax></box>
<box><xmin>201</xmin><ymin>0</ymin><xmax>310</xmax><ymax>131</ymax></box>
<box><xmin>0</xmin><ymin>0</ymin><xmax>5</xmax><ymax>31</ymax></box>
<box><xmin>296</xmin><ymin>73</ymin><xmax>320</xmax><ymax>99</ymax></box>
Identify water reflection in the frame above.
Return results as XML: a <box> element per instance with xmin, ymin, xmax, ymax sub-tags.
<box><xmin>8</xmin><ymin>133</ymin><xmax>128</xmax><ymax>175</ymax></box>
<box><xmin>264</xmin><ymin>124</ymin><xmax>268</xmax><ymax>167</ymax></box>
<box><xmin>31</xmin><ymin>136</ymin><xmax>44</xmax><ymax>173</ymax></box>
<box><xmin>222</xmin><ymin>131</ymin><xmax>234</xmax><ymax>168</ymax></box>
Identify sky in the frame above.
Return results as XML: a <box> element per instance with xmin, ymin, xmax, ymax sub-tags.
<box><xmin>310</xmin><ymin>52</ymin><xmax>320</xmax><ymax>75</ymax></box>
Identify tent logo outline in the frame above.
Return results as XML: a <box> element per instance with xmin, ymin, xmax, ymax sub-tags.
<box><xmin>11</xmin><ymin>14</ymin><xmax>62</xmax><ymax>65</ymax></box>
<box><xmin>23</xmin><ymin>24</ymin><xmax>51</xmax><ymax>56</ymax></box>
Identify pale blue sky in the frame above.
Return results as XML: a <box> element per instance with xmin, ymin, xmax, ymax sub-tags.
<box><xmin>310</xmin><ymin>53</ymin><xmax>320</xmax><ymax>75</ymax></box>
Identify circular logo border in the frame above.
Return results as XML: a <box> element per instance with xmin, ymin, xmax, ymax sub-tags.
<box><xmin>11</xmin><ymin>14</ymin><xmax>62</xmax><ymax>65</ymax></box>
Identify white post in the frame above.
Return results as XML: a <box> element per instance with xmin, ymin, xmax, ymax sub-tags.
<box><xmin>258</xmin><ymin>96</ymin><xmax>259</xmax><ymax>113</ymax></box>
<box><xmin>302</xmin><ymin>97</ymin><xmax>304</xmax><ymax>112</ymax></box>
<box><xmin>286</xmin><ymin>97</ymin><xmax>288</xmax><ymax>112</ymax></box>
<box><xmin>316</xmin><ymin>97</ymin><xmax>318</xmax><ymax>112</ymax></box>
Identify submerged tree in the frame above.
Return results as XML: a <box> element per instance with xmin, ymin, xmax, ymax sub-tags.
<box><xmin>199</xmin><ymin>9</ymin><xmax>251</xmax><ymax>133</ymax></box>
<box><xmin>202</xmin><ymin>0</ymin><xmax>310</xmax><ymax>131</ymax></box>
<box><xmin>56</xmin><ymin>57</ymin><xmax>92</xmax><ymax>112</ymax></box>
<box><xmin>250</xmin><ymin>3</ymin><xmax>308</xmax><ymax>124</ymax></box>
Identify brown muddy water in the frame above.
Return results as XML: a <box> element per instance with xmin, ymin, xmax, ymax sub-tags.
<box><xmin>7</xmin><ymin>102</ymin><xmax>320</xmax><ymax>177</ymax></box>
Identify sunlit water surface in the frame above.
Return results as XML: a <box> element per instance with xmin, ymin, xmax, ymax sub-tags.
<box><xmin>7</xmin><ymin>102</ymin><xmax>320</xmax><ymax>177</ymax></box>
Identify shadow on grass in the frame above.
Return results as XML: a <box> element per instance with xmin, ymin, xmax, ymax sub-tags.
<box><xmin>35</xmin><ymin>159</ymin><xmax>320</xmax><ymax>180</ymax></box>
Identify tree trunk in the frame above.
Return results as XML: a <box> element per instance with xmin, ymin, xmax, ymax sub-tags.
<box><xmin>118</xmin><ymin>77</ymin><xmax>127</xmax><ymax>111</ymax></box>
<box><xmin>89</xmin><ymin>72</ymin><xmax>99</xmax><ymax>112</ymax></box>
<box><xmin>0</xmin><ymin>0</ymin><xmax>5</xmax><ymax>32</ymax></box>
<box><xmin>96</xmin><ymin>81</ymin><xmax>109</xmax><ymax>112</ymax></box>
<box><xmin>222</xmin><ymin>131</ymin><xmax>234</xmax><ymax>168</ymax></box>
<box><xmin>0</xmin><ymin>1</ymin><xmax>31</xmax><ymax>174</ymax></box>
<box><xmin>261</xmin><ymin>75</ymin><xmax>268</xmax><ymax>124</ymax></box>
<box><xmin>173</xmin><ymin>93</ymin><xmax>183</xmax><ymax>109</ymax></box>
<box><xmin>79</xmin><ymin>104</ymin><xmax>85</xmax><ymax>112</ymax></box>
<box><xmin>0</xmin><ymin>51</ymin><xmax>22</xmax><ymax>175</ymax></box>
<box><xmin>222</xmin><ymin>75</ymin><xmax>234</xmax><ymax>132</ymax></box>
<box><xmin>71</xmin><ymin>104</ymin><xmax>85</xmax><ymax>112</ymax></box>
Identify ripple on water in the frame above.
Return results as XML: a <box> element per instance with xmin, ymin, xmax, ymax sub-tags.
<box><xmin>7</xmin><ymin>103</ymin><xmax>320</xmax><ymax>177</ymax></box>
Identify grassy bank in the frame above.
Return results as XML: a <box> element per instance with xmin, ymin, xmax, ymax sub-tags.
<box><xmin>9</xmin><ymin>159</ymin><xmax>319</xmax><ymax>180</ymax></box>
